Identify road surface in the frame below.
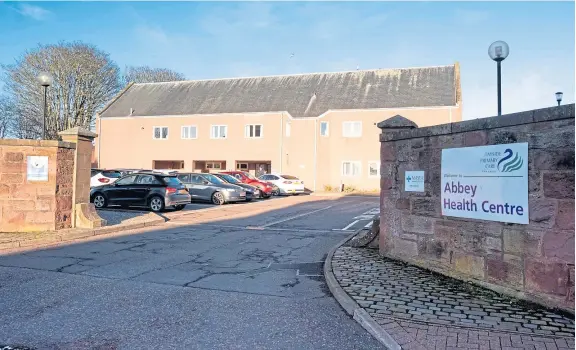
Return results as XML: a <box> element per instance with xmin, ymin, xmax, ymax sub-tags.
<box><xmin>0</xmin><ymin>195</ymin><xmax>383</xmax><ymax>349</ymax></box>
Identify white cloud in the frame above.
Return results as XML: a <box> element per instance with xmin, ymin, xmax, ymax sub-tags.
<box><xmin>199</xmin><ymin>2</ymin><xmax>278</xmax><ymax>37</ymax></box>
<box><xmin>454</xmin><ymin>9</ymin><xmax>489</xmax><ymax>25</ymax></box>
<box><xmin>16</xmin><ymin>4</ymin><xmax>51</xmax><ymax>21</ymax></box>
<box><xmin>134</xmin><ymin>25</ymin><xmax>170</xmax><ymax>45</ymax></box>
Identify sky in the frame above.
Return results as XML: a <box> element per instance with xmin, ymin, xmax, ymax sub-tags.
<box><xmin>0</xmin><ymin>1</ymin><xmax>574</xmax><ymax>120</ymax></box>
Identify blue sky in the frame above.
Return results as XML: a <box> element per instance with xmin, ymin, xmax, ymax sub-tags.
<box><xmin>0</xmin><ymin>1</ymin><xmax>574</xmax><ymax>120</ymax></box>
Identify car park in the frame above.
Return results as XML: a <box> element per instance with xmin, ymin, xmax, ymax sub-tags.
<box><xmin>212</xmin><ymin>173</ymin><xmax>260</xmax><ymax>201</ymax></box>
<box><xmin>90</xmin><ymin>172</ymin><xmax>190</xmax><ymax>212</ymax></box>
<box><xmin>90</xmin><ymin>169</ymin><xmax>123</xmax><ymax>188</ymax></box>
<box><xmin>176</xmin><ymin>172</ymin><xmax>247</xmax><ymax>205</ymax></box>
<box><xmin>258</xmin><ymin>174</ymin><xmax>305</xmax><ymax>195</ymax></box>
<box><xmin>219</xmin><ymin>171</ymin><xmax>273</xmax><ymax>198</ymax></box>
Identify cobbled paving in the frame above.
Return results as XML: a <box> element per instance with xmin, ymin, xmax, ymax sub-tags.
<box><xmin>332</xmin><ymin>246</ymin><xmax>575</xmax><ymax>350</ymax></box>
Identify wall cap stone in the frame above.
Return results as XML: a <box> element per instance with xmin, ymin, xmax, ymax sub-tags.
<box><xmin>377</xmin><ymin>115</ymin><xmax>418</xmax><ymax>130</ymax></box>
<box><xmin>380</xmin><ymin>104</ymin><xmax>575</xmax><ymax>142</ymax></box>
<box><xmin>58</xmin><ymin>126</ymin><xmax>98</xmax><ymax>139</ymax></box>
<box><xmin>0</xmin><ymin>139</ymin><xmax>76</xmax><ymax>149</ymax></box>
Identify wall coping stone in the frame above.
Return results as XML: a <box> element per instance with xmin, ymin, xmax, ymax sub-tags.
<box><xmin>58</xmin><ymin>126</ymin><xmax>98</xmax><ymax>139</ymax></box>
<box><xmin>379</xmin><ymin>104</ymin><xmax>575</xmax><ymax>142</ymax></box>
<box><xmin>376</xmin><ymin>115</ymin><xmax>418</xmax><ymax>130</ymax></box>
<box><xmin>0</xmin><ymin>139</ymin><xmax>76</xmax><ymax>149</ymax></box>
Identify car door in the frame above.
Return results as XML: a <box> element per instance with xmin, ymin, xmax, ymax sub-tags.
<box><xmin>187</xmin><ymin>175</ymin><xmax>208</xmax><ymax>200</ymax></box>
<box><xmin>177</xmin><ymin>174</ymin><xmax>192</xmax><ymax>193</ymax></box>
<box><xmin>133</xmin><ymin>174</ymin><xmax>163</xmax><ymax>206</ymax></box>
<box><xmin>196</xmin><ymin>175</ymin><xmax>216</xmax><ymax>200</ymax></box>
<box><xmin>106</xmin><ymin>175</ymin><xmax>137</xmax><ymax>205</ymax></box>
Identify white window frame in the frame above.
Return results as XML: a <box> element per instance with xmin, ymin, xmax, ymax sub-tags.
<box><xmin>320</xmin><ymin>121</ymin><xmax>329</xmax><ymax>137</ymax></box>
<box><xmin>245</xmin><ymin>124</ymin><xmax>263</xmax><ymax>138</ymax></box>
<box><xmin>285</xmin><ymin>123</ymin><xmax>291</xmax><ymax>137</ymax></box>
<box><xmin>206</xmin><ymin>162</ymin><xmax>222</xmax><ymax>169</ymax></box>
<box><xmin>368</xmin><ymin>161</ymin><xmax>380</xmax><ymax>178</ymax></box>
<box><xmin>236</xmin><ymin>163</ymin><xmax>249</xmax><ymax>170</ymax></box>
<box><xmin>341</xmin><ymin>161</ymin><xmax>362</xmax><ymax>177</ymax></box>
<box><xmin>342</xmin><ymin>121</ymin><xmax>362</xmax><ymax>138</ymax></box>
<box><xmin>153</xmin><ymin>126</ymin><xmax>169</xmax><ymax>140</ymax></box>
<box><xmin>181</xmin><ymin>125</ymin><xmax>198</xmax><ymax>139</ymax></box>
<box><xmin>210</xmin><ymin>125</ymin><xmax>228</xmax><ymax>139</ymax></box>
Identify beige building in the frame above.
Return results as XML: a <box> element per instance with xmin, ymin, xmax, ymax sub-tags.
<box><xmin>94</xmin><ymin>63</ymin><xmax>462</xmax><ymax>192</ymax></box>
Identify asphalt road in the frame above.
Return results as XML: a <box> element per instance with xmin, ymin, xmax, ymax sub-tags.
<box><xmin>0</xmin><ymin>195</ymin><xmax>383</xmax><ymax>350</ymax></box>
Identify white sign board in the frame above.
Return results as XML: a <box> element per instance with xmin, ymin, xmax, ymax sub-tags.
<box><xmin>405</xmin><ymin>171</ymin><xmax>425</xmax><ymax>192</ymax></box>
<box><xmin>441</xmin><ymin>143</ymin><xmax>529</xmax><ymax>224</ymax></box>
<box><xmin>27</xmin><ymin>156</ymin><xmax>49</xmax><ymax>181</ymax></box>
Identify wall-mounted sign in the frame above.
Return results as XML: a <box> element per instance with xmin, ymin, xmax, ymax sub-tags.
<box><xmin>405</xmin><ymin>171</ymin><xmax>425</xmax><ymax>192</ymax></box>
<box><xmin>27</xmin><ymin>156</ymin><xmax>49</xmax><ymax>181</ymax></box>
<box><xmin>441</xmin><ymin>142</ymin><xmax>528</xmax><ymax>224</ymax></box>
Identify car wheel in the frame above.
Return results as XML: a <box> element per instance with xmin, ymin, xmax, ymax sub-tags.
<box><xmin>149</xmin><ymin>196</ymin><xmax>165</xmax><ymax>212</ymax></box>
<box><xmin>245</xmin><ymin>198</ymin><xmax>253</xmax><ymax>202</ymax></box>
<box><xmin>211</xmin><ymin>192</ymin><xmax>225</xmax><ymax>205</ymax></box>
<box><xmin>173</xmin><ymin>204</ymin><xmax>186</xmax><ymax>211</ymax></box>
<box><xmin>92</xmin><ymin>193</ymin><xmax>107</xmax><ymax>208</ymax></box>
<box><xmin>272</xmin><ymin>188</ymin><xmax>279</xmax><ymax>196</ymax></box>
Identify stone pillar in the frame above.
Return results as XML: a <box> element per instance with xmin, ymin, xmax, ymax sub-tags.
<box><xmin>58</xmin><ymin>127</ymin><xmax>106</xmax><ymax>228</ymax></box>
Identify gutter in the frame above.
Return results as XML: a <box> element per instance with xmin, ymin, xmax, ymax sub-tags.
<box><xmin>97</xmin><ymin>113</ymin><xmax>102</xmax><ymax>168</ymax></box>
<box><xmin>313</xmin><ymin>119</ymin><xmax>317</xmax><ymax>191</ymax></box>
<box><xmin>280</xmin><ymin>113</ymin><xmax>284</xmax><ymax>173</ymax></box>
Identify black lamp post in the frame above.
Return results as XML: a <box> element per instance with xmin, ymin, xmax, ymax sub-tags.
<box><xmin>488</xmin><ymin>41</ymin><xmax>510</xmax><ymax>116</ymax></box>
<box><xmin>555</xmin><ymin>92</ymin><xmax>563</xmax><ymax>106</ymax></box>
<box><xmin>37</xmin><ymin>72</ymin><xmax>53</xmax><ymax>139</ymax></box>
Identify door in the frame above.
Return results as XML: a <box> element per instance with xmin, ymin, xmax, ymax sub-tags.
<box><xmin>255</xmin><ymin>163</ymin><xmax>269</xmax><ymax>177</ymax></box>
<box><xmin>107</xmin><ymin>175</ymin><xmax>138</xmax><ymax>205</ymax></box>
<box><xmin>134</xmin><ymin>174</ymin><xmax>163</xmax><ymax>205</ymax></box>
<box><xmin>187</xmin><ymin>175</ymin><xmax>211</xmax><ymax>200</ymax></box>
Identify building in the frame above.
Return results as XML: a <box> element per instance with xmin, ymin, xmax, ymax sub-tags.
<box><xmin>94</xmin><ymin>63</ymin><xmax>462</xmax><ymax>192</ymax></box>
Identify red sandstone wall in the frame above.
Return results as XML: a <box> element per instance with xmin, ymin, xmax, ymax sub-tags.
<box><xmin>378</xmin><ymin>105</ymin><xmax>575</xmax><ymax>312</ymax></box>
<box><xmin>0</xmin><ymin>140</ymin><xmax>75</xmax><ymax>232</ymax></box>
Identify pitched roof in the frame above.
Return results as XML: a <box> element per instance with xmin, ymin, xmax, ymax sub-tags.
<box><xmin>99</xmin><ymin>64</ymin><xmax>458</xmax><ymax>119</ymax></box>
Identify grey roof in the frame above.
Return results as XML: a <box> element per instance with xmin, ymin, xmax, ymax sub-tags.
<box><xmin>100</xmin><ymin>64</ymin><xmax>457</xmax><ymax>119</ymax></box>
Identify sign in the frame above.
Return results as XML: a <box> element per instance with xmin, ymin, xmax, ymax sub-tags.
<box><xmin>405</xmin><ymin>171</ymin><xmax>425</xmax><ymax>192</ymax></box>
<box><xmin>27</xmin><ymin>156</ymin><xmax>49</xmax><ymax>181</ymax></box>
<box><xmin>441</xmin><ymin>143</ymin><xmax>528</xmax><ymax>224</ymax></box>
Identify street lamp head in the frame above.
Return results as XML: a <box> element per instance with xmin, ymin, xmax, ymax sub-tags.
<box><xmin>488</xmin><ymin>41</ymin><xmax>510</xmax><ymax>62</ymax></box>
<box><xmin>37</xmin><ymin>72</ymin><xmax>53</xmax><ymax>87</ymax></box>
<box><xmin>555</xmin><ymin>91</ymin><xmax>563</xmax><ymax>102</ymax></box>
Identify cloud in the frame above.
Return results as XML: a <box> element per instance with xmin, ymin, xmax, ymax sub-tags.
<box><xmin>134</xmin><ymin>25</ymin><xmax>170</xmax><ymax>45</ymax></box>
<box><xmin>199</xmin><ymin>2</ymin><xmax>278</xmax><ymax>37</ymax></box>
<box><xmin>16</xmin><ymin>4</ymin><xmax>51</xmax><ymax>21</ymax></box>
<box><xmin>454</xmin><ymin>9</ymin><xmax>489</xmax><ymax>25</ymax></box>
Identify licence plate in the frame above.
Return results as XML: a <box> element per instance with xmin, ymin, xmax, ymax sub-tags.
<box><xmin>240</xmin><ymin>192</ymin><xmax>246</xmax><ymax>197</ymax></box>
<box><xmin>178</xmin><ymin>189</ymin><xmax>188</xmax><ymax>194</ymax></box>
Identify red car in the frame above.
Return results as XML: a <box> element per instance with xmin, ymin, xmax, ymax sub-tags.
<box><xmin>219</xmin><ymin>171</ymin><xmax>273</xmax><ymax>199</ymax></box>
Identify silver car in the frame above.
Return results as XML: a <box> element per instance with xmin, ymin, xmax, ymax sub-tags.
<box><xmin>176</xmin><ymin>173</ymin><xmax>247</xmax><ymax>205</ymax></box>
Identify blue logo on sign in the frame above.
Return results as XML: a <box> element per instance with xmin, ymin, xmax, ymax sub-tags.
<box><xmin>407</xmin><ymin>176</ymin><xmax>412</xmax><ymax>182</ymax></box>
<box><xmin>497</xmin><ymin>148</ymin><xmax>524</xmax><ymax>173</ymax></box>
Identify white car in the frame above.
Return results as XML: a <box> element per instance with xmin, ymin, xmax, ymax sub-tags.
<box><xmin>90</xmin><ymin>169</ymin><xmax>123</xmax><ymax>188</ymax></box>
<box><xmin>258</xmin><ymin>174</ymin><xmax>305</xmax><ymax>195</ymax></box>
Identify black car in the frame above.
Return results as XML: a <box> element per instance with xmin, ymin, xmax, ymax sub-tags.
<box><xmin>90</xmin><ymin>172</ymin><xmax>191</xmax><ymax>212</ymax></box>
<box><xmin>212</xmin><ymin>173</ymin><xmax>260</xmax><ymax>201</ymax></box>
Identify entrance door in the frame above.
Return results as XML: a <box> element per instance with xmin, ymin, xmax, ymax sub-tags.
<box><xmin>255</xmin><ymin>163</ymin><xmax>269</xmax><ymax>177</ymax></box>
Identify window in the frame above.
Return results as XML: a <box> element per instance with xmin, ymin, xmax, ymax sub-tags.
<box><xmin>342</xmin><ymin>121</ymin><xmax>362</xmax><ymax>138</ymax></box>
<box><xmin>236</xmin><ymin>163</ymin><xmax>248</xmax><ymax>170</ymax></box>
<box><xmin>285</xmin><ymin>123</ymin><xmax>291</xmax><ymax>137</ymax></box>
<box><xmin>211</xmin><ymin>125</ymin><xmax>227</xmax><ymax>139</ymax></box>
<box><xmin>190</xmin><ymin>175</ymin><xmax>205</xmax><ymax>184</ymax></box>
<box><xmin>101</xmin><ymin>170</ymin><xmax>122</xmax><ymax>178</ymax></box>
<box><xmin>153</xmin><ymin>126</ymin><xmax>169</xmax><ymax>139</ymax></box>
<box><xmin>280</xmin><ymin>175</ymin><xmax>299</xmax><ymax>180</ymax></box>
<box><xmin>177</xmin><ymin>174</ymin><xmax>191</xmax><ymax>183</ymax></box>
<box><xmin>115</xmin><ymin>175</ymin><xmax>137</xmax><ymax>185</ymax></box>
<box><xmin>368</xmin><ymin>161</ymin><xmax>380</xmax><ymax>177</ymax></box>
<box><xmin>320</xmin><ymin>121</ymin><xmax>329</xmax><ymax>137</ymax></box>
<box><xmin>342</xmin><ymin>161</ymin><xmax>361</xmax><ymax>177</ymax></box>
<box><xmin>206</xmin><ymin>162</ymin><xmax>222</xmax><ymax>169</ymax></box>
<box><xmin>136</xmin><ymin>175</ymin><xmax>162</xmax><ymax>185</ymax></box>
<box><xmin>181</xmin><ymin>126</ymin><xmax>197</xmax><ymax>139</ymax></box>
<box><xmin>162</xmin><ymin>176</ymin><xmax>182</xmax><ymax>186</ymax></box>
<box><xmin>245</xmin><ymin>124</ymin><xmax>263</xmax><ymax>138</ymax></box>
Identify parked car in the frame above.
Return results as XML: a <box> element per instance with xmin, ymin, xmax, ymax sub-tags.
<box><xmin>212</xmin><ymin>173</ymin><xmax>260</xmax><ymax>201</ymax></box>
<box><xmin>258</xmin><ymin>174</ymin><xmax>305</xmax><ymax>195</ymax></box>
<box><xmin>90</xmin><ymin>172</ymin><xmax>190</xmax><ymax>212</ymax></box>
<box><xmin>176</xmin><ymin>172</ymin><xmax>247</xmax><ymax>205</ymax></box>
<box><xmin>219</xmin><ymin>171</ymin><xmax>273</xmax><ymax>198</ymax></box>
<box><xmin>90</xmin><ymin>169</ymin><xmax>123</xmax><ymax>188</ymax></box>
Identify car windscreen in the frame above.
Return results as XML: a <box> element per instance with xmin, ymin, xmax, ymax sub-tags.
<box><xmin>102</xmin><ymin>171</ymin><xmax>123</xmax><ymax>178</ymax></box>
<box><xmin>244</xmin><ymin>172</ymin><xmax>257</xmax><ymax>180</ymax></box>
<box><xmin>162</xmin><ymin>176</ymin><xmax>182</xmax><ymax>186</ymax></box>
<box><xmin>202</xmin><ymin>174</ymin><xmax>224</xmax><ymax>184</ymax></box>
<box><xmin>281</xmin><ymin>175</ymin><xmax>299</xmax><ymax>180</ymax></box>
<box><xmin>220</xmin><ymin>174</ymin><xmax>239</xmax><ymax>183</ymax></box>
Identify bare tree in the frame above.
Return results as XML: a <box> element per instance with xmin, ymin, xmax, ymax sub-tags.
<box><xmin>0</xmin><ymin>95</ymin><xmax>16</xmax><ymax>138</ymax></box>
<box><xmin>1</xmin><ymin>41</ymin><xmax>121</xmax><ymax>140</ymax></box>
<box><xmin>123</xmin><ymin>66</ymin><xmax>186</xmax><ymax>84</ymax></box>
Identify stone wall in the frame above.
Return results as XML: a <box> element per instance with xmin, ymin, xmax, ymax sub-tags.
<box><xmin>378</xmin><ymin>104</ymin><xmax>575</xmax><ymax>312</ymax></box>
<box><xmin>0</xmin><ymin>139</ymin><xmax>76</xmax><ymax>232</ymax></box>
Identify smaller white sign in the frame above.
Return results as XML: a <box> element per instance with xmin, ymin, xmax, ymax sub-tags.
<box><xmin>405</xmin><ymin>171</ymin><xmax>425</xmax><ymax>192</ymax></box>
<box><xmin>27</xmin><ymin>156</ymin><xmax>49</xmax><ymax>181</ymax></box>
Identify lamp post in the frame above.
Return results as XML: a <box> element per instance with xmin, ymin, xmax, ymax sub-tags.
<box><xmin>555</xmin><ymin>92</ymin><xmax>563</xmax><ymax>106</ymax></box>
<box><xmin>488</xmin><ymin>41</ymin><xmax>510</xmax><ymax>116</ymax></box>
<box><xmin>37</xmin><ymin>72</ymin><xmax>53</xmax><ymax>139</ymax></box>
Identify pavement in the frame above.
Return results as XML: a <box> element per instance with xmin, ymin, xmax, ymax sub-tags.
<box><xmin>0</xmin><ymin>194</ymin><xmax>385</xmax><ymax>349</ymax></box>
<box><xmin>330</xmin><ymin>244</ymin><xmax>576</xmax><ymax>350</ymax></box>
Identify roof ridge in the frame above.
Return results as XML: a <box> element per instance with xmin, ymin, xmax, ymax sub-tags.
<box><xmin>132</xmin><ymin>64</ymin><xmax>456</xmax><ymax>86</ymax></box>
